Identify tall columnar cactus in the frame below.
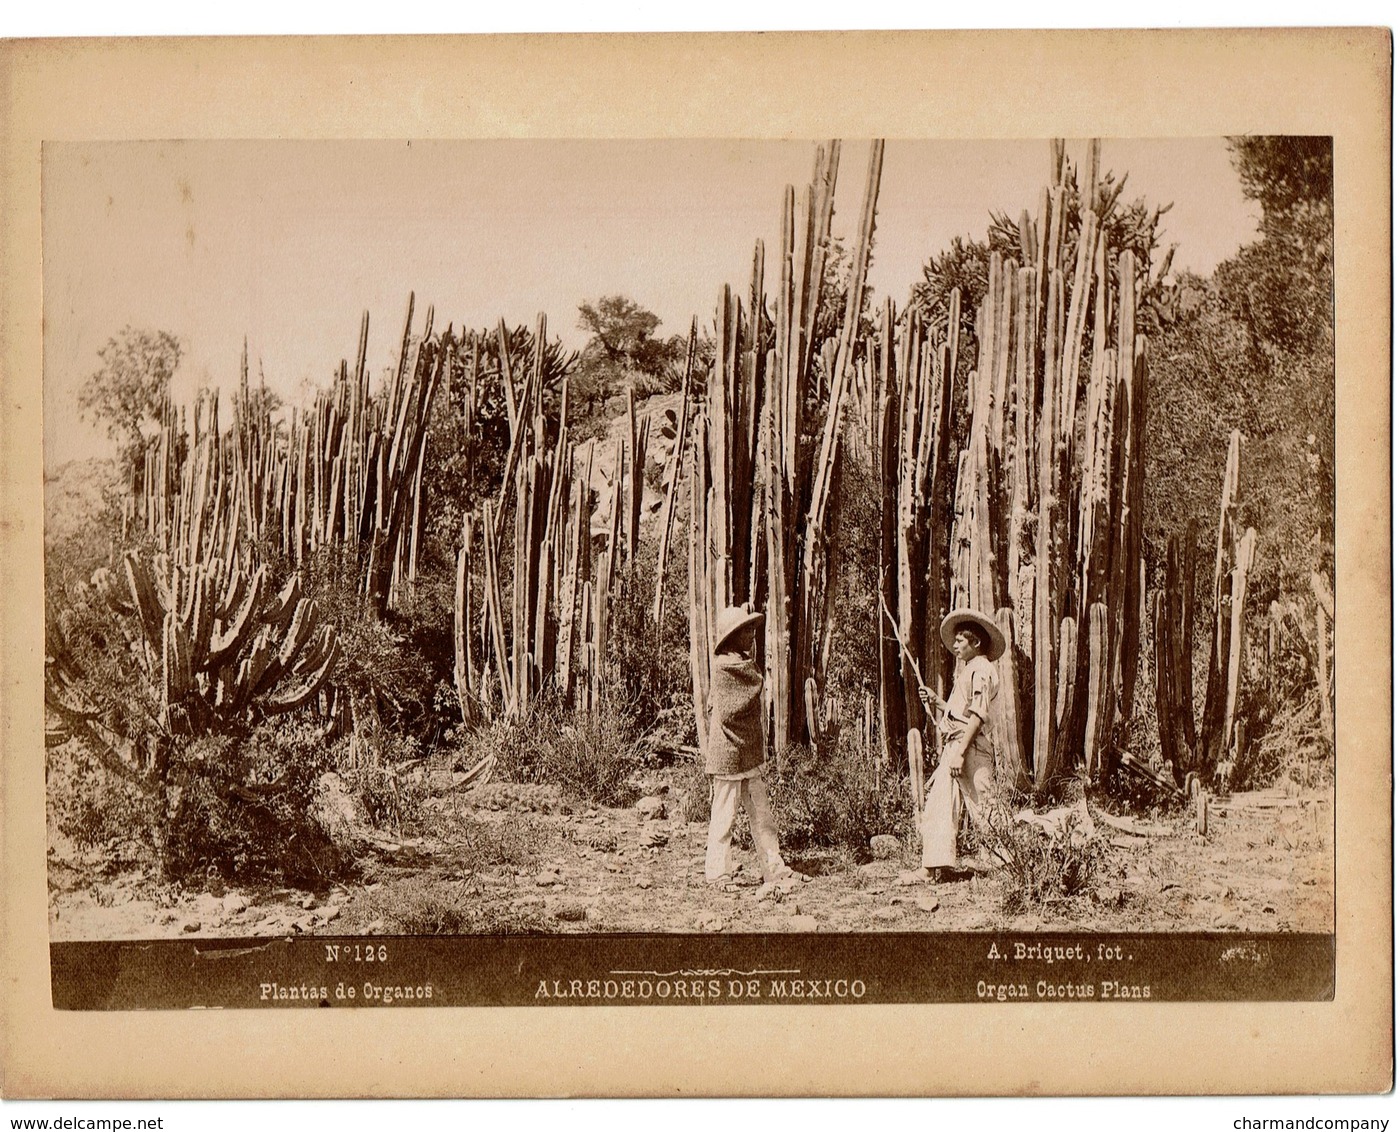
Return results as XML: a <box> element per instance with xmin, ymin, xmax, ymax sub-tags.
<box><xmin>855</xmin><ymin>140</ymin><xmax>1155</xmax><ymax>793</ymax></box>
<box><xmin>687</xmin><ymin>140</ymin><xmax>884</xmax><ymax>756</ymax></box>
<box><xmin>449</xmin><ymin>310</ymin><xmax>654</xmax><ymax>726</ymax></box>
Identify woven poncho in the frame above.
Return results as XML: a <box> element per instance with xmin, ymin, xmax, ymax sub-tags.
<box><xmin>705</xmin><ymin>653</ymin><xmax>766</xmax><ymax>776</ymax></box>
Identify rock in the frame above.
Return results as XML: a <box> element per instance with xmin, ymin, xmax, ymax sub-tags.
<box><xmin>1094</xmin><ymin>886</ymin><xmax>1124</xmax><ymax>907</ymax></box>
<box><xmin>535</xmin><ymin>872</ymin><xmax>562</xmax><ymax>888</ymax></box>
<box><xmin>636</xmin><ymin>796</ymin><xmax>668</xmax><ymax>821</ymax></box>
<box><xmin>758</xmin><ymin>875</ymin><xmax>803</xmax><ymax>899</ymax></box>
<box><xmin>181</xmin><ymin>919</ymin><xmax>201</xmax><ymax>933</ymax></box>
<box><xmin>603</xmin><ymin>862</ymin><xmax>621</xmax><ymax>873</ymax></box>
<box><xmin>914</xmin><ymin>894</ymin><xmax>940</xmax><ymax>914</ymax></box>
<box><xmin>552</xmin><ymin>901</ymin><xmax>588</xmax><ymax>923</ymax></box>
<box><xmin>869</xmin><ymin>835</ymin><xmax>902</xmax><ymax>860</ymax></box>
<box><xmin>293</xmin><ymin>916</ymin><xmax>317</xmax><ymax>933</ymax></box>
<box><xmin>320</xmin><ymin>904</ymin><xmax>342</xmax><ymax>922</ymax></box>
<box><xmin>639</xmin><ymin>829</ymin><xmax>669</xmax><ymax>849</ymax></box>
<box><xmin>586</xmin><ymin>830</ymin><xmax>618</xmax><ymax>852</ymax></box>
<box><xmin>426</xmin><ymin>769</ymin><xmax>458</xmax><ymax>794</ymax></box>
<box><xmin>696</xmin><ymin>912</ymin><xmax>726</xmax><ymax>932</ymax></box>
<box><xmin>364</xmin><ymin>918</ymin><xmax>386</xmax><ymax>934</ymax></box>
<box><xmin>313</xmin><ymin>772</ymin><xmax>374</xmax><ymax>856</ymax></box>
<box><xmin>788</xmin><ymin>914</ymin><xmax>820</xmax><ymax>931</ymax></box>
<box><xmin>222</xmin><ymin>894</ymin><xmax>249</xmax><ymax>915</ymax></box>
<box><xmin>633</xmin><ymin>877</ymin><xmax>653</xmax><ymax>890</ymax></box>
<box><xmin>299</xmin><ymin>894</ymin><xmax>317</xmax><ymax>910</ymax></box>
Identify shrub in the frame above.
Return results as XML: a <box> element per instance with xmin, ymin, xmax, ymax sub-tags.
<box><xmin>975</xmin><ymin>795</ymin><xmax>1105</xmax><ymax>913</ymax></box>
<box><xmin>671</xmin><ymin>760</ymin><xmax>711</xmax><ymax>823</ymax></box>
<box><xmin>161</xmin><ymin>721</ymin><xmax>346</xmax><ymax>888</ymax></box>
<box><xmin>466</xmin><ymin>698</ymin><xmax>642</xmax><ymax>808</ymax></box>
<box><xmin>47</xmin><ymin>739</ymin><xmax>159</xmax><ymax>855</ymax></box>
<box><xmin>1232</xmin><ymin>687</ymin><xmax>1330</xmax><ymax>791</ymax></box>
<box><xmin>353</xmin><ymin>875</ymin><xmax>550</xmax><ymax>935</ymax></box>
<box><xmin>768</xmin><ymin>735</ymin><xmax>913</xmax><ymax>854</ymax></box>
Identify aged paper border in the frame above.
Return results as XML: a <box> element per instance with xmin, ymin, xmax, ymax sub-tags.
<box><xmin>0</xmin><ymin>29</ymin><xmax>1390</xmax><ymax>1097</ymax></box>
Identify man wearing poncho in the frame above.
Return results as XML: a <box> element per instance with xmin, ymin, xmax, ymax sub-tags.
<box><xmin>703</xmin><ymin>602</ymin><xmax>793</xmax><ymax>884</ymax></box>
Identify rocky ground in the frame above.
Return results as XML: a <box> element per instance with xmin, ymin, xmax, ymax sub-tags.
<box><xmin>48</xmin><ymin>773</ymin><xmax>1334</xmax><ymax>940</ymax></box>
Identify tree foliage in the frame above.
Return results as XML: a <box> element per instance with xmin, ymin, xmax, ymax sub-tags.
<box><xmin>1146</xmin><ymin>137</ymin><xmax>1334</xmax><ymax>600</ymax></box>
<box><xmin>1218</xmin><ymin>136</ymin><xmax>1334</xmax><ymax>359</ymax></box>
<box><xmin>575</xmin><ymin>295</ymin><xmax>686</xmax><ymax>411</ymax></box>
<box><xmin>78</xmin><ymin>327</ymin><xmax>182</xmax><ymax>468</ymax></box>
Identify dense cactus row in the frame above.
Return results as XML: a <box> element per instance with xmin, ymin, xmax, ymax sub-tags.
<box><xmin>452</xmin><ymin>326</ymin><xmax>653</xmax><ymax>725</ymax></box>
<box><xmin>852</xmin><ymin>143</ymin><xmax>1152</xmax><ymax>791</ymax></box>
<box><xmin>678</xmin><ymin>139</ymin><xmax>1187</xmax><ymax>794</ymax></box>
<box><xmin>688</xmin><ymin>140</ymin><xmax>885</xmax><ymax>753</ymax></box>
<box><xmin>128</xmin><ymin>296</ymin><xmax>448</xmax><ymax>618</ymax></box>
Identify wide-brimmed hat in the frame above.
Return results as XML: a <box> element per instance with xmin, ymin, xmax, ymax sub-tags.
<box><xmin>714</xmin><ymin>602</ymin><xmax>764</xmax><ymax>652</ymax></box>
<box><xmin>939</xmin><ymin>608</ymin><xmax>1006</xmax><ymax>661</ymax></box>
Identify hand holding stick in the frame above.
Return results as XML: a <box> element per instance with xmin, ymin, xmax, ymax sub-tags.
<box><xmin>878</xmin><ymin>596</ymin><xmax>945</xmax><ymax>715</ymax></box>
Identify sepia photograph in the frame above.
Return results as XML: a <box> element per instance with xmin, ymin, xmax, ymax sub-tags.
<box><xmin>1</xmin><ymin>29</ymin><xmax>1389</xmax><ymax>1098</ymax></box>
<box><xmin>41</xmin><ymin>133</ymin><xmax>1336</xmax><ymax>1000</ymax></box>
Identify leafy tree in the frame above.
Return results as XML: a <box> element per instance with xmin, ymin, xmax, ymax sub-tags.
<box><xmin>1218</xmin><ymin>136</ymin><xmax>1334</xmax><ymax>359</ymax></box>
<box><xmin>575</xmin><ymin>295</ymin><xmax>685</xmax><ymax>412</ymax></box>
<box><xmin>77</xmin><ymin>327</ymin><xmax>182</xmax><ymax>470</ymax></box>
<box><xmin>1147</xmin><ymin>136</ymin><xmax>1334</xmax><ymax>602</ymax></box>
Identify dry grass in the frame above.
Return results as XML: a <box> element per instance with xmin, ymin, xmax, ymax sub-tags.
<box><xmin>353</xmin><ymin>875</ymin><xmax>550</xmax><ymax>934</ymax></box>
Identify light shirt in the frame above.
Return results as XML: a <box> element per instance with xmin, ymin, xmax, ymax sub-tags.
<box><xmin>941</xmin><ymin>654</ymin><xmax>999</xmax><ymax>737</ymax></box>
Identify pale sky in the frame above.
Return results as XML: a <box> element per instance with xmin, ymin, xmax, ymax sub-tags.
<box><xmin>43</xmin><ymin>137</ymin><xmax>1259</xmax><ymax>468</ymax></box>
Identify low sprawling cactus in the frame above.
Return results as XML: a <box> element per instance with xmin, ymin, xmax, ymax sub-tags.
<box><xmin>48</xmin><ymin>551</ymin><xmax>339</xmax><ymax>740</ymax></box>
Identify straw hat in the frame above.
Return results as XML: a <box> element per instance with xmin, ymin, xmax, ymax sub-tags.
<box><xmin>714</xmin><ymin>602</ymin><xmax>764</xmax><ymax>652</ymax></box>
<box><xmin>939</xmin><ymin>608</ymin><xmax>1006</xmax><ymax>661</ymax></box>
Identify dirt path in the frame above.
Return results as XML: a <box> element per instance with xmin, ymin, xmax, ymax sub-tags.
<box><xmin>48</xmin><ymin>780</ymin><xmax>1333</xmax><ymax>940</ymax></box>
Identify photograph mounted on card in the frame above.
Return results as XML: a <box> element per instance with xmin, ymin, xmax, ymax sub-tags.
<box><xmin>2</xmin><ymin>29</ymin><xmax>1389</xmax><ymax>1098</ymax></box>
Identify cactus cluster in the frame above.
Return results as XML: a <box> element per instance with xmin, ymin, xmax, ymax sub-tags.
<box><xmin>888</xmin><ymin>139</ymin><xmax>1152</xmax><ymax>790</ymax></box>
<box><xmin>452</xmin><ymin>317</ymin><xmax>653</xmax><ymax>725</ymax></box>
<box><xmin>128</xmin><ymin>295</ymin><xmax>449</xmax><ymax>619</ymax></box>
<box><xmin>1154</xmin><ymin>430</ymin><xmax>1261</xmax><ymax>787</ymax></box>
<box><xmin>49</xmin><ymin>552</ymin><xmax>340</xmax><ymax>738</ymax></box>
<box><xmin>688</xmin><ymin>140</ymin><xmax>885</xmax><ymax>755</ymax></box>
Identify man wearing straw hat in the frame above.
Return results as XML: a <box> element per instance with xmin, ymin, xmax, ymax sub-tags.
<box><xmin>900</xmin><ymin>607</ymin><xmax>1005</xmax><ymax>885</ymax></box>
<box><xmin>704</xmin><ymin>601</ymin><xmax>795</xmax><ymax>885</ymax></box>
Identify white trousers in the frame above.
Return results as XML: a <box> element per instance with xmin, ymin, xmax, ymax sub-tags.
<box><xmin>705</xmin><ymin>772</ymin><xmax>787</xmax><ymax>881</ymax></box>
<box><xmin>920</xmin><ymin>743</ymin><xmax>995</xmax><ymax>868</ymax></box>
